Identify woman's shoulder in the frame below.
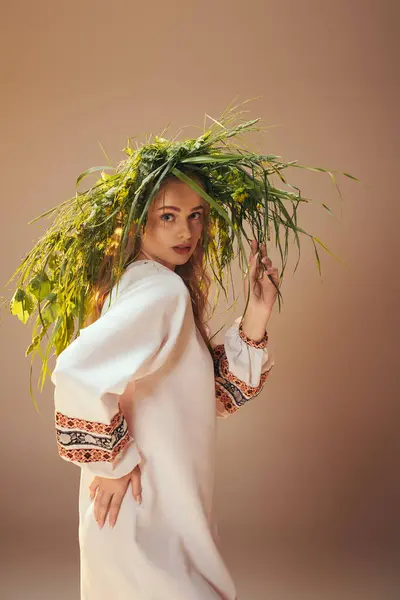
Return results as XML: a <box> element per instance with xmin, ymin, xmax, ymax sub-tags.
<box><xmin>104</xmin><ymin>260</ymin><xmax>189</xmax><ymax>313</ymax></box>
<box><xmin>124</xmin><ymin>260</ymin><xmax>187</xmax><ymax>292</ymax></box>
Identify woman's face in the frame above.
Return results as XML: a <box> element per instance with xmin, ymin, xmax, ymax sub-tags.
<box><xmin>138</xmin><ymin>177</ymin><xmax>208</xmax><ymax>271</ymax></box>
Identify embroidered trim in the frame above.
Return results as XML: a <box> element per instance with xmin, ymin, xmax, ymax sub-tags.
<box><xmin>238</xmin><ymin>322</ymin><xmax>268</xmax><ymax>349</ymax></box>
<box><xmin>55</xmin><ymin>408</ymin><xmax>131</xmax><ymax>463</ymax></box>
<box><xmin>55</xmin><ymin>409</ymin><xmax>123</xmax><ymax>435</ymax></box>
<box><xmin>215</xmin><ymin>381</ymin><xmax>240</xmax><ymax>415</ymax></box>
<box><xmin>212</xmin><ymin>344</ymin><xmax>273</xmax><ymax>414</ymax></box>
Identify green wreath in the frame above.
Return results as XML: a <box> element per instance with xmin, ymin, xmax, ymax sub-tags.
<box><xmin>3</xmin><ymin>100</ymin><xmax>361</xmax><ymax>406</ymax></box>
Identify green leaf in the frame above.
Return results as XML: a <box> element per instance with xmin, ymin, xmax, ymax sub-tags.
<box><xmin>181</xmin><ymin>154</ymin><xmax>246</xmax><ymax>164</ymax></box>
<box><xmin>76</xmin><ymin>166</ymin><xmax>115</xmax><ymax>191</ymax></box>
<box><xmin>42</xmin><ymin>301</ymin><xmax>60</xmax><ymax>324</ymax></box>
<box><xmin>321</xmin><ymin>203</ymin><xmax>334</xmax><ymax>215</ymax></box>
<box><xmin>28</xmin><ymin>272</ymin><xmax>52</xmax><ymax>301</ymax></box>
<box><xmin>312</xmin><ymin>235</ymin><xmax>344</xmax><ymax>264</ymax></box>
<box><xmin>25</xmin><ymin>328</ymin><xmax>47</xmax><ymax>357</ymax></box>
<box><xmin>10</xmin><ymin>288</ymin><xmax>35</xmax><ymax>324</ymax></box>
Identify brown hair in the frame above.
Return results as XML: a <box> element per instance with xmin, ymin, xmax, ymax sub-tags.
<box><xmin>84</xmin><ymin>170</ymin><xmax>214</xmax><ymax>355</ymax></box>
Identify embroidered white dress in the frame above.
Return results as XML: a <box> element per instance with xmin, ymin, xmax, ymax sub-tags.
<box><xmin>51</xmin><ymin>259</ymin><xmax>275</xmax><ymax>600</ymax></box>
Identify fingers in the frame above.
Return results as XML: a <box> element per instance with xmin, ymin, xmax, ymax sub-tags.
<box><xmin>260</xmin><ymin>241</ymin><xmax>268</xmax><ymax>260</ymax></box>
<box><xmin>90</xmin><ymin>472</ymin><xmax>134</xmax><ymax>529</ymax></box>
<box><xmin>88</xmin><ymin>478</ymin><xmax>99</xmax><ymax>501</ymax></box>
<box><xmin>247</xmin><ymin>240</ymin><xmax>263</xmax><ymax>280</ymax></box>
<box><xmin>249</xmin><ymin>241</ymin><xmax>270</xmax><ymax>266</ymax></box>
<box><xmin>247</xmin><ymin>240</ymin><xmax>257</xmax><ymax>272</ymax></box>
<box><xmin>259</xmin><ymin>243</ymin><xmax>272</xmax><ymax>268</ymax></box>
<box><xmin>249</xmin><ymin>240</ymin><xmax>275</xmax><ymax>284</ymax></box>
<box><xmin>248</xmin><ymin>248</ymin><xmax>262</xmax><ymax>284</ymax></box>
<box><xmin>252</xmin><ymin>252</ymin><xmax>261</xmax><ymax>277</ymax></box>
<box><xmin>131</xmin><ymin>465</ymin><xmax>142</xmax><ymax>505</ymax></box>
<box><xmin>94</xmin><ymin>488</ymin><xmax>113</xmax><ymax>529</ymax></box>
<box><xmin>107</xmin><ymin>491</ymin><xmax>125</xmax><ymax>528</ymax></box>
<box><xmin>246</xmin><ymin>240</ymin><xmax>279</xmax><ymax>297</ymax></box>
<box><xmin>255</xmin><ymin>242</ymin><xmax>272</xmax><ymax>273</ymax></box>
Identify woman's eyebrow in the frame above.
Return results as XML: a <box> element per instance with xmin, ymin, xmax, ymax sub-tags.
<box><xmin>156</xmin><ymin>205</ymin><xmax>204</xmax><ymax>212</ymax></box>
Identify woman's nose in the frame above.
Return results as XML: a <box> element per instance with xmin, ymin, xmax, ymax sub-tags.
<box><xmin>178</xmin><ymin>222</ymin><xmax>192</xmax><ymax>239</ymax></box>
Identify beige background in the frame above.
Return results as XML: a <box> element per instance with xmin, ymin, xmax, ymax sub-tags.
<box><xmin>1</xmin><ymin>1</ymin><xmax>399</xmax><ymax>598</ymax></box>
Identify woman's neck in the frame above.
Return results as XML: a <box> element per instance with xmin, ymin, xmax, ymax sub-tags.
<box><xmin>136</xmin><ymin>249</ymin><xmax>154</xmax><ymax>261</ymax></box>
<box><xmin>135</xmin><ymin>249</ymin><xmax>176</xmax><ymax>271</ymax></box>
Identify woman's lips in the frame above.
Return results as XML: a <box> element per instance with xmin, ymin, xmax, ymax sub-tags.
<box><xmin>172</xmin><ymin>246</ymin><xmax>191</xmax><ymax>254</ymax></box>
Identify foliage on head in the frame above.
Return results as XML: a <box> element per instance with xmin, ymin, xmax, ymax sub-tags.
<box><xmin>3</xmin><ymin>98</ymin><xmax>360</xmax><ymax>405</ymax></box>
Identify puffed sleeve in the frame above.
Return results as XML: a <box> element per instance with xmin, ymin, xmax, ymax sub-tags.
<box><xmin>208</xmin><ymin>316</ymin><xmax>275</xmax><ymax>419</ymax></box>
<box><xmin>51</xmin><ymin>270</ymin><xmax>190</xmax><ymax>478</ymax></box>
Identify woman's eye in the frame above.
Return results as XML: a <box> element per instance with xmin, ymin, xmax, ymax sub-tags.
<box><xmin>160</xmin><ymin>212</ymin><xmax>202</xmax><ymax>222</ymax></box>
<box><xmin>160</xmin><ymin>213</ymin><xmax>174</xmax><ymax>222</ymax></box>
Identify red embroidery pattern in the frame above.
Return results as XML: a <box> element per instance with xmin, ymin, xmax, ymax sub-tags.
<box><xmin>215</xmin><ymin>381</ymin><xmax>240</xmax><ymax>415</ymax></box>
<box><xmin>57</xmin><ymin>434</ymin><xmax>131</xmax><ymax>464</ymax></box>
<box><xmin>214</xmin><ymin>344</ymin><xmax>271</xmax><ymax>399</ymax></box>
<box><xmin>212</xmin><ymin>321</ymin><xmax>274</xmax><ymax>416</ymax></box>
<box><xmin>55</xmin><ymin>409</ymin><xmax>122</xmax><ymax>436</ymax></box>
<box><xmin>55</xmin><ymin>408</ymin><xmax>131</xmax><ymax>464</ymax></box>
<box><xmin>238</xmin><ymin>322</ymin><xmax>268</xmax><ymax>348</ymax></box>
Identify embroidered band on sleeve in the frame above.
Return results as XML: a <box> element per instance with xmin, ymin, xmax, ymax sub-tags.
<box><xmin>238</xmin><ymin>322</ymin><xmax>269</xmax><ymax>349</ymax></box>
<box><xmin>212</xmin><ymin>344</ymin><xmax>273</xmax><ymax>414</ymax></box>
<box><xmin>55</xmin><ymin>408</ymin><xmax>131</xmax><ymax>463</ymax></box>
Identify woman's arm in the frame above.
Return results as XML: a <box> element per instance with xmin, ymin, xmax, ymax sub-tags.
<box><xmin>207</xmin><ymin>316</ymin><xmax>275</xmax><ymax>419</ymax></box>
<box><xmin>52</xmin><ymin>271</ymin><xmax>191</xmax><ymax>477</ymax></box>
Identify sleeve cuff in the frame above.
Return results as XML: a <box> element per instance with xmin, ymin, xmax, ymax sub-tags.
<box><xmin>238</xmin><ymin>320</ymin><xmax>269</xmax><ymax>349</ymax></box>
<box><xmin>55</xmin><ymin>408</ymin><xmax>142</xmax><ymax>478</ymax></box>
<box><xmin>81</xmin><ymin>439</ymin><xmax>142</xmax><ymax>479</ymax></box>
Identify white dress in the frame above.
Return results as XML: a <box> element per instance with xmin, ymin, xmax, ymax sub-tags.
<box><xmin>51</xmin><ymin>259</ymin><xmax>275</xmax><ymax>600</ymax></box>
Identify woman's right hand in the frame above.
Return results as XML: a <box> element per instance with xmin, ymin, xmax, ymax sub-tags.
<box><xmin>88</xmin><ymin>464</ymin><xmax>142</xmax><ymax>528</ymax></box>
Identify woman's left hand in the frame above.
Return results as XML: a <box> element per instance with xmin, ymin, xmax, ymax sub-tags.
<box><xmin>243</xmin><ymin>240</ymin><xmax>279</xmax><ymax>314</ymax></box>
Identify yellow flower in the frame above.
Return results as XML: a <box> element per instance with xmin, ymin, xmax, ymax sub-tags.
<box><xmin>237</xmin><ymin>192</ymin><xmax>248</xmax><ymax>203</ymax></box>
<box><xmin>231</xmin><ymin>187</ymin><xmax>249</xmax><ymax>204</ymax></box>
<box><xmin>116</xmin><ymin>189</ymin><xmax>129</xmax><ymax>204</ymax></box>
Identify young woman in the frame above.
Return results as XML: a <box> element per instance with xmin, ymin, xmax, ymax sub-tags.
<box><xmin>51</xmin><ymin>171</ymin><xmax>277</xmax><ymax>599</ymax></box>
<box><xmin>7</xmin><ymin>104</ymin><xmax>355</xmax><ymax>600</ymax></box>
